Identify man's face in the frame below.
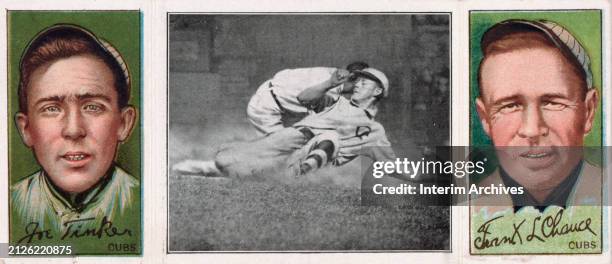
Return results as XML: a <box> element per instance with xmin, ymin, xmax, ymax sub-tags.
<box><xmin>351</xmin><ymin>77</ymin><xmax>382</xmax><ymax>103</ymax></box>
<box><xmin>476</xmin><ymin>47</ymin><xmax>598</xmax><ymax>192</ymax></box>
<box><xmin>16</xmin><ymin>55</ymin><xmax>136</xmax><ymax>194</ymax></box>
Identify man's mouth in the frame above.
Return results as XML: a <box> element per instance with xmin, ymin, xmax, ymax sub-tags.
<box><xmin>519</xmin><ymin>151</ymin><xmax>553</xmax><ymax>159</ymax></box>
<box><xmin>515</xmin><ymin>146</ymin><xmax>558</xmax><ymax>163</ymax></box>
<box><xmin>61</xmin><ymin>152</ymin><xmax>91</xmax><ymax>162</ymax></box>
<box><xmin>64</xmin><ymin>154</ymin><xmax>86</xmax><ymax>161</ymax></box>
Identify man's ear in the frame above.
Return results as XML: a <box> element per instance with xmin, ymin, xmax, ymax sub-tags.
<box><xmin>475</xmin><ymin>97</ymin><xmax>492</xmax><ymax>137</ymax></box>
<box><xmin>582</xmin><ymin>88</ymin><xmax>598</xmax><ymax>135</ymax></box>
<box><xmin>117</xmin><ymin>106</ymin><xmax>137</xmax><ymax>142</ymax></box>
<box><xmin>15</xmin><ymin>112</ymin><xmax>33</xmax><ymax>147</ymax></box>
<box><xmin>374</xmin><ymin>86</ymin><xmax>383</xmax><ymax>97</ymax></box>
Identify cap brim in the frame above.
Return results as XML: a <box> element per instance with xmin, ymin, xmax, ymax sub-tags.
<box><xmin>353</xmin><ymin>70</ymin><xmax>384</xmax><ymax>89</ymax></box>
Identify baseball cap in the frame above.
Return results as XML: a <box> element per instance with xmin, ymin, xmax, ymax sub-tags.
<box><xmin>353</xmin><ymin>67</ymin><xmax>390</xmax><ymax>97</ymax></box>
<box><xmin>481</xmin><ymin>19</ymin><xmax>593</xmax><ymax>89</ymax></box>
<box><xmin>20</xmin><ymin>24</ymin><xmax>131</xmax><ymax>91</ymax></box>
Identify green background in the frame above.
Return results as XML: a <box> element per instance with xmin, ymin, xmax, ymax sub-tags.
<box><xmin>8</xmin><ymin>11</ymin><xmax>142</xmax><ymax>183</ymax></box>
<box><xmin>469</xmin><ymin>10</ymin><xmax>603</xmax><ymax>148</ymax></box>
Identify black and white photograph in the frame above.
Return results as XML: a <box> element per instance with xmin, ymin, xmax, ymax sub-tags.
<box><xmin>167</xmin><ymin>13</ymin><xmax>451</xmax><ymax>252</ymax></box>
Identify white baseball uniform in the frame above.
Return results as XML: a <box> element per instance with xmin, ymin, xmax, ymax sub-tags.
<box><xmin>218</xmin><ymin>95</ymin><xmax>395</xmax><ymax>178</ymax></box>
<box><xmin>294</xmin><ymin>96</ymin><xmax>395</xmax><ymax>166</ymax></box>
<box><xmin>246</xmin><ymin>67</ymin><xmax>344</xmax><ymax>136</ymax></box>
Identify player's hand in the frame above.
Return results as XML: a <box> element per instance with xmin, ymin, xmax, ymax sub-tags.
<box><xmin>172</xmin><ymin>159</ymin><xmax>222</xmax><ymax>177</ymax></box>
<box><xmin>172</xmin><ymin>160</ymin><xmax>204</xmax><ymax>174</ymax></box>
<box><xmin>329</xmin><ymin>69</ymin><xmax>350</xmax><ymax>87</ymax></box>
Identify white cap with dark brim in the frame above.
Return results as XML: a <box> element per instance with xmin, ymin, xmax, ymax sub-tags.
<box><xmin>353</xmin><ymin>67</ymin><xmax>390</xmax><ymax>97</ymax></box>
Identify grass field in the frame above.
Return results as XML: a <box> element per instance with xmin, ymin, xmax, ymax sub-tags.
<box><xmin>168</xmin><ymin>124</ymin><xmax>450</xmax><ymax>251</ymax></box>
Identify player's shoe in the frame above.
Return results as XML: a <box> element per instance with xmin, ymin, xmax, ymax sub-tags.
<box><xmin>296</xmin><ymin>150</ymin><xmax>328</xmax><ymax>176</ymax></box>
<box><xmin>172</xmin><ymin>159</ymin><xmax>223</xmax><ymax>177</ymax></box>
<box><xmin>298</xmin><ymin>157</ymin><xmax>318</xmax><ymax>176</ymax></box>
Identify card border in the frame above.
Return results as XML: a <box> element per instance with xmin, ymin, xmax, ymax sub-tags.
<box><xmin>467</xmin><ymin>8</ymin><xmax>605</xmax><ymax>256</ymax></box>
<box><xmin>5</xmin><ymin>9</ymin><xmax>145</xmax><ymax>256</ymax></box>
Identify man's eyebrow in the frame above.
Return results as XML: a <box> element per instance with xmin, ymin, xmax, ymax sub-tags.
<box><xmin>76</xmin><ymin>93</ymin><xmax>112</xmax><ymax>103</ymax></box>
<box><xmin>32</xmin><ymin>93</ymin><xmax>112</xmax><ymax>107</ymax></box>
<box><xmin>540</xmin><ymin>92</ymin><xmax>570</xmax><ymax>100</ymax></box>
<box><xmin>489</xmin><ymin>94</ymin><xmax>521</xmax><ymax>106</ymax></box>
<box><xmin>34</xmin><ymin>95</ymin><xmax>64</xmax><ymax>106</ymax></box>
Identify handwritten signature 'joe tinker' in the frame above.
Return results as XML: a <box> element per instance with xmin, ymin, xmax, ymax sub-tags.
<box><xmin>17</xmin><ymin>216</ymin><xmax>132</xmax><ymax>244</ymax></box>
<box><xmin>473</xmin><ymin>208</ymin><xmax>596</xmax><ymax>250</ymax></box>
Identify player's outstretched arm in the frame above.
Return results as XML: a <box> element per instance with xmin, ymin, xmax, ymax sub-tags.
<box><xmin>297</xmin><ymin>68</ymin><xmax>348</xmax><ymax>109</ymax></box>
<box><xmin>171</xmin><ymin>159</ymin><xmax>223</xmax><ymax>177</ymax></box>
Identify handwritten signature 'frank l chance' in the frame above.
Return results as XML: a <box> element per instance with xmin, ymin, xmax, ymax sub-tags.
<box><xmin>17</xmin><ymin>216</ymin><xmax>132</xmax><ymax>244</ymax></box>
<box><xmin>473</xmin><ymin>208</ymin><xmax>596</xmax><ymax>250</ymax></box>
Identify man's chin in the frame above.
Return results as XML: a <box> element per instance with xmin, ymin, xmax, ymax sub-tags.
<box><xmin>47</xmin><ymin>170</ymin><xmax>104</xmax><ymax>194</ymax></box>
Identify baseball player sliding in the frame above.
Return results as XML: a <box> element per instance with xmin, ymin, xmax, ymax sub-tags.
<box><xmin>247</xmin><ymin>62</ymin><xmax>369</xmax><ymax>136</ymax></box>
<box><xmin>173</xmin><ymin>67</ymin><xmax>396</xmax><ymax>178</ymax></box>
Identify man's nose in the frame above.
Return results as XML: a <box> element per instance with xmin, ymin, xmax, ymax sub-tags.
<box><xmin>61</xmin><ymin>108</ymin><xmax>86</xmax><ymax>140</ymax></box>
<box><xmin>517</xmin><ymin>105</ymin><xmax>549</xmax><ymax>140</ymax></box>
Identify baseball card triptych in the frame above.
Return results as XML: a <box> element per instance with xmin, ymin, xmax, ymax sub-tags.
<box><xmin>0</xmin><ymin>1</ymin><xmax>610</xmax><ymax>264</ymax></box>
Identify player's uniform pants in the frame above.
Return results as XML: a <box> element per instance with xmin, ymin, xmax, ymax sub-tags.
<box><xmin>214</xmin><ymin>127</ymin><xmax>339</xmax><ymax>178</ymax></box>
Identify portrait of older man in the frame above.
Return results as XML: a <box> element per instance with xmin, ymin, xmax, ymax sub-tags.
<box><xmin>9</xmin><ymin>23</ymin><xmax>140</xmax><ymax>247</ymax></box>
<box><xmin>473</xmin><ymin>19</ymin><xmax>601</xmax><ymax>211</ymax></box>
